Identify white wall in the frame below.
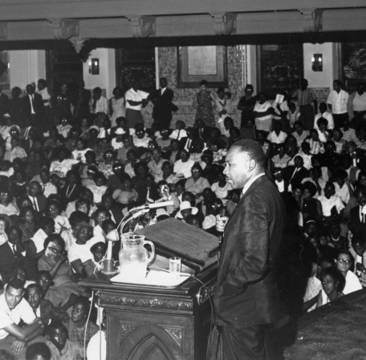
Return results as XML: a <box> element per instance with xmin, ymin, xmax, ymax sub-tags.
<box><xmin>83</xmin><ymin>48</ymin><xmax>116</xmax><ymax>98</ymax></box>
<box><xmin>303</xmin><ymin>42</ymin><xmax>334</xmax><ymax>88</ymax></box>
<box><xmin>9</xmin><ymin>50</ymin><xmax>46</xmax><ymax>90</ymax></box>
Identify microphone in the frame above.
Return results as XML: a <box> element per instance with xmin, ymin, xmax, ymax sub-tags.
<box><xmin>134</xmin><ymin>200</ymin><xmax>174</xmax><ymax>211</ymax></box>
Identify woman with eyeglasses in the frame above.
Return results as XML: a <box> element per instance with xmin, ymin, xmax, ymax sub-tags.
<box><xmin>336</xmin><ymin>251</ymin><xmax>362</xmax><ymax>295</ymax></box>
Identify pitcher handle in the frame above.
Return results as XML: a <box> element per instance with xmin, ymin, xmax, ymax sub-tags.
<box><xmin>144</xmin><ymin>240</ymin><xmax>156</xmax><ymax>266</ymax></box>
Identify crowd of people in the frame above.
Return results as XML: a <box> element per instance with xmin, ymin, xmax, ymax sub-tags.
<box><xmin>0</xmin><ymin>74</ymin><xmax>365</xmax><ymax>359</ymax></box>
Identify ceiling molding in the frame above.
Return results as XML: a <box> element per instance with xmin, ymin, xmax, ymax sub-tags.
<box><xmin>47</xmin><ymin>18</ymin><xmax>79</xmax><ymax>39</ymax></box>
<box><xmin>0</xmin><ymin>22</ymin><xmax>8</xmax><ymax>40</ymax></box>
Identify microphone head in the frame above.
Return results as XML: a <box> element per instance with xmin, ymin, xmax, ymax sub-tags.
<box><xmin>106</xmin><ymin>229</ymin><xmax>120</xmax><ymax>242</ymax></box>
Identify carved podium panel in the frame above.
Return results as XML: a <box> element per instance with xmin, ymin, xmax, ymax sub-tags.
<box><xmin>81</xmin><ymin>265</ymin><xmax>215</xmax><ymax>360</ymax></box>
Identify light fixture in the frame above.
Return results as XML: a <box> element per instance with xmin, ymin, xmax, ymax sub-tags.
<box><xmin>311</xmin><ymin>53</ymin><xmax>323</xmax><ymax>72</ymax></box>
<box><xmin>88</xmin><ymin>58</ymin><xmax>99</xmax><ymax>75</ymax></box>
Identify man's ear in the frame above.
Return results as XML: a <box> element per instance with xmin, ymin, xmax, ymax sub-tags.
<box><xmin>249</xmin><ymin>159</ymin><xmax>256</xmax><ymax>172</ymax></box>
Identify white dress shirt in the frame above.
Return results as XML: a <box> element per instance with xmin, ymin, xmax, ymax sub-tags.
<box><xmin>93</xmin><ymin>96</ymin><xmax>108</xmax><ymax>114</ymax></box>
<box><xmin>0</xmin><ymin>293</ymin><xmax>36</xmax><ymax>340</ymax></box>
<box><xmin>352</xmin><ymin>92</ymin><xmax>366</xmax><ymax>112</ymax></box>
<box><xmin>327</xmin><ymin>89</ymin><xmax>349</xmax><ymax>114</ymax></box>
<box><xmin>314</xmin><ymin>111</ymin><xmax>334</xmax><ymax>130</ymax></box>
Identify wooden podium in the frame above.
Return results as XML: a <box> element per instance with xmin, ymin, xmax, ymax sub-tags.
<box><xmin>80</xmin><ymin>219</ymin><xmax>219</xmax><ymax>360</ymax></box>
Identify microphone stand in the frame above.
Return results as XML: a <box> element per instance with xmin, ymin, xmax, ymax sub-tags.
<box><xmin>101</xmin><ymin>205</ymin><xmax>157</xmax><ymax>275</ymax></box>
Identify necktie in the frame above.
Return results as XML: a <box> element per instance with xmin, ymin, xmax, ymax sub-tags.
<box><xmin>30</xmin><ymin>95</ymin><xmax>35</xmax><ymax>114</ymax></box>
<box><xmin>109</xmin><ymin>210</ymin><xmax>116</xmax><ymax>223</ymax></box>
<box><xmin>32</xmin><ymin>197</ymin><xmax>39</xmax><ymax>212</ymax></box>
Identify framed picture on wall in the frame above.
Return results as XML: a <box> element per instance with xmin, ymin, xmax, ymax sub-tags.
<box><xmin>177</xmin><ymin>46</ymin><xmax>227</xmax><ymax>88</ymax></box>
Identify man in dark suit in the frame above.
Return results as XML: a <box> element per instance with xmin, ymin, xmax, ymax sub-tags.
<box><xmin>58</xmin><ymin>170</ymin><xmax>82</xmax><ymax>207</ymax></box>
<box><xmin>152</xmin><ymin>77</ymin><xmax>177</xmax><ymax>130</ymax></box>
<box><xmin>101</xmin><ymin>193</ymin><xmax>124</xmax><ymax>225</ymax></box>
<box><xmin>23</xmin><ymin>83</ymin><xmax>45</xmax><ymax>131</ymax></box>
<box><xmin>208</xmin><ymin>139</ymin><xmax>285</xmax><ymax>360</ymax></box>
<box><xmin>284</xmin><ymin>155</ymin><xmax>309</xmax><ymax>190</ymax></box>
<box><xmin>349</xmin><ymin>186</ymin><xmax>366</xmax><ymax>236</ymax></box>
<box><xmin>26</xmin><ymin>181</ymin><xmax>47</xmax><ymax>214</ymax></box>
<box><xmin>0</xmin><ymin>227</ymin><xmax>25</xmax><ymax>282</ymax></box>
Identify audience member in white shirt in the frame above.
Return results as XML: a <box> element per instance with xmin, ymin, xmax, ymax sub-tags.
<box><xmin>316</xmin><ymin>117</ymin><xmax>330</xmax><ymax>143</ymax></box>
<box><xmin>0</xmin><ymin>279</ymin><xmax>43</xmax><ymax>345</ymax></box>
<box><xmin>91</xmin><ymin>87</ymin><xmax>108</xmax><ymax>115</ymax></box>
<box><xmin>271</xmin><ymin>144</ymin><xmax>291</xmax><ymax>169</ymax></box>
<box><xmin>169</xmin><ymin>120</ymin><xmax>187</xmax><ymax>141</ymax></box>
<box><xmin>333</xmin><ymin>169</ymin><xmax>350</xmax><ymax>206</ymax></box>
<box><xmin>173</xmin><ymin>150</ymin><xmax>195</xmax><ymax>179</ymax></box>
<box><xmin>317</xmin><ymin>182</ymin><xmax>345</xmax><ymax>218</ymax></box>
<box><xmin>292</xmin><ymin>121</ymin><xmax>309</xmax><ymax>148</ymax></box>
<box><xmin>327</xmin><ymin>80</ymin><xmax>349</xmax><ymax>128</ymax></box>
<box><xmin>125</xmin><ymin>83</ymin><xmax>149</xmax><ymax>128</ymax></box>
<box><xmin>132</xmin><ymin>126</ymin><xmax>152</xmax><ymax>148</ymax></box>
<box><xmin>37</xmin><ymin>79</ymin><xmax>51</xmax><ymax>108</ymax></box>
<box><xmin>253</xmin><ymin>93</ymin><xmax>273</xmax><ymax>133</ymax></box>
<box><xmin>314</xmin><ymin>102</ymin><xmax>334</xmax><ymax>130</ymax></box>
<box><xmin>351</xmin><ymin>83</ymin><xmax>366</xmax><ymax>118</ymax></box>
<box><xmin>267</xmin><ymin>121</ymin><xmax>288</xmax><ymax>145</ymax></box>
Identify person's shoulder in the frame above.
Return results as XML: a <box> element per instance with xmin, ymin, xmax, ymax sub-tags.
<box><xmin>347</xmin><ymin>270</ymin><xmax>360</xmax><ymax>282</ymax></box>
<box><xmin>0</xmin><ymin>292</ymin><xmax>5</xmax><ymax>305</ymax></box>
<box><xmin>15</xmin><ymin>297</ymin><xmax>33</xmax><ymax>314</ymax></box>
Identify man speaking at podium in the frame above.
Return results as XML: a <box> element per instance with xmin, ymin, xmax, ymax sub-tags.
<box><xmin>207</xmin><ymin>139</ymin><xmax>285</xmax><ymax>360</ymax></box>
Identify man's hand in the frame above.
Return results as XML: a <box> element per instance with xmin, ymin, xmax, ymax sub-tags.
<box><xmin>11</xmin><ymin>340</ymin><xmax>25</xmax><ymax>354</ymax></box>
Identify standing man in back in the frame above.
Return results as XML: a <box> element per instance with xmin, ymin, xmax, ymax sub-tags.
<box><xmin>208</xmin><ymin>139</ymin><xmax>285</xmax><ymax>360</ymax></box>
<box><xmin>152</xmin><ymin>77</ymin><xmax>177</xmax><ymax>131</ymax></box>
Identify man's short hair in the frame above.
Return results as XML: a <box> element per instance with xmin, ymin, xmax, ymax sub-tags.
<box><xmin>230</xmin><ymin>139</ymin><xmax>266</xmax><ymax>168</ymax></box>
<box><xmin>7</xmin><ymin>278</ymin><xmax>24</xmax><ymax>291</ymax></box>
<box><xmin>26</xmin><ymin>342</ymin><xmax>51</xmax><ymax>360</ymax></box>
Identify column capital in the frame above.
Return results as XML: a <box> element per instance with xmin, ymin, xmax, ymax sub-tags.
<box><xmin>298</xmin><ymin>8</ymin><xmax>323</xmax><ymax>32</ymax></box>
<box><xmin>69</xmin><ymin>36</ymin><xmax>87</xmax><ymax>53</ymax></box>
<box><xmin>127</xmin><ymin>15</ymin><xmax>156</xmax><ymax>37</ymax></box>
<box><xmin>210</xmin><ymin>12</ymin><xmax>236</xmax><ymax>35</ymax></box>
<box><xmin>47</xmin><ymin>18</ymin><xmax>79</xmax><ymax>39</ymax></box>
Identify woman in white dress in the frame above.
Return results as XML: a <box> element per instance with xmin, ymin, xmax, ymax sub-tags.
<box><xmin>109</xmin><ymin>87</ymin><xmax>125</xmax><ymax>127</ymax></box>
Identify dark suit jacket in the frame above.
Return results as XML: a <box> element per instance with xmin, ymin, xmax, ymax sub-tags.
<box><xmin>27</xmin><ymin>194</ymin><xmax>47</xmax><ymax>214</ymax></box>
<box><xmin>59</xmin><ymin>183</ymin><xmax>83</xmax><ymax>204</ymax></box>
<box><xmin>0</xmin><ymin>242</ymin><xmax>20</xmax><ymax>281</ymax></box>
<box><xmin>214</xmin><ymin>175</ymin><xmax>285</xmax><ymax>327</ymax></box>
<box><xmin>23</xmin><ymin>93</ymin><xmax>44</xmax><ymax>118</ymax></box>
<box><xmin>285</xmin><ymin>166</ymin><xmax>309</xmax><ymax>189</ymax></box>
<box><xmin>349</xmin><ymin>205</ymin><xmax>366</xmax><ymax>236</ymax></box>
<box><xmin>152</xmin><ymin>88</ymin><xmax>175</xmax><ymax>129</ymax></box>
